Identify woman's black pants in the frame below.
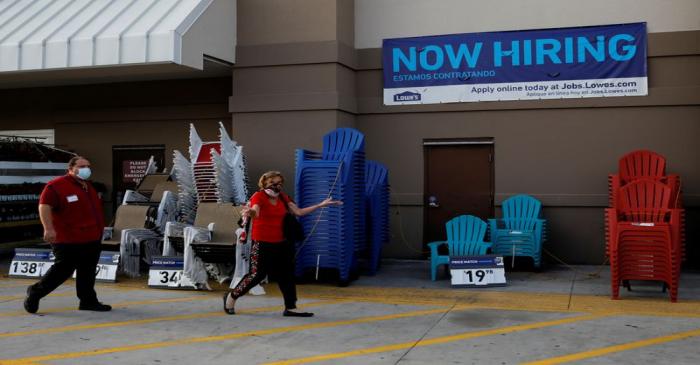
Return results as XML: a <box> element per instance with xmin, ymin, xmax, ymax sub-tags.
<box><xmin>231</xmin><ymin>240</ymin><xmax>298</xmax><ymax>309</ymax></box>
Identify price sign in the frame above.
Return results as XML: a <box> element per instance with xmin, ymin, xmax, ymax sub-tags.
<box><xmin>450</xmin><ymin>255</ymin><xmax>506</xmax><ymax>287</ymax></box>
<box><xmin>148</xmin><ymin>256</ymin><xmax>196</xmax><ymax>289</ymax></box>
<box><xmin>94</xmin><ymin>263</ymin><xmax>117</xmax><ymax>281</ymax></box>
<box><xmin>9</xmin><ymin>249</ymin><xmax>54</xmax><ymax>278</ymax></box>
<box><xmin>10</xmin><ymin>261</ymin><xmax>44</xmax><ymax>277</ymax></box>
<box><xmin>72</xmin><ymin>251</ymin><xmax>120</xmax><ymax>282</ymax></box>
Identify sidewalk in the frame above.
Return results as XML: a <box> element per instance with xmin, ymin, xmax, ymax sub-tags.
<box><xmin>351</xmin><ymin>259</ymin><xmax>700</xmax><ymax>300</ymax></box>
<box><xmin>2</xmin><ymin>257</ymin><xmax>700</xmax><ymax>364</ymax></box>
<box><xmin>3</xmin><ymin>254</ymin><xmax>700</xmax><ymax>301</ymax></box>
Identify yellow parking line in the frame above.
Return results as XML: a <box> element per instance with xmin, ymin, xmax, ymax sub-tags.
<box><xmin>298</xmin><ymin>285</ymin><xmax>700</xmax><ymax>318</ymax></box>
<box><xmin>0</xmin><ymin>277</ymin><xmax>144</xmax><ymax>292</ymax></box>
<box><xmin>0</xmin><ymin>295</ymin><xmax>212</xmax><ymax>318</ymax></box>
<box><xmin>0</xmin><ymin>280</ymin><xmax>144</xmax><ymax>294</ymax></box>
<box><xmin>263</xmin><ymin>313</ymin><xmax>608</xmax><ymax>365</ymax></box>
<box><xmin>0</xmin><ymin>307</ymin><xmax>452</xmax><ymax>364</ymax></box>
<box><xmin>0</xmin><ymin>299</ymin><xmax>346</xmax><ymax>339</ymax></box>
<box><xmin>0</xmin><ymin>292</ymin><xmax>74</xmax><ymax>301</ymax></box>
<box><xmin>0</xmin><ymin>279</ymin><xmax>36</xmax><ymax>287</ymax></box>
<box><xmin>0</xmin><ymin>286</ymin><xmax>131</xmax><ymax>301</ymax></box>
<box><xmin>0</xmin><ymin>283</ymin><xmax>33</xmax><ymax>289</ymax></box>
<box><xmin>522</xmin><ymin>327</ymin><xmax>700</xmax><ymax>365</ymax></box>
<box><xmin>0</xmin><ymin>284</ymin><xmax>145</xmax><ymax>300</ymax></box>
<box><xmin>297</xmin><ymin>285</ymin><xmax>573</xmax><ymax>312</ymax></box>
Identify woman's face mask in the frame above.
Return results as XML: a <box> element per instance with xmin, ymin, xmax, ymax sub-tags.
<box><xmin>264</xmin><ymin>181</ymin><xmax>282</xmax><ymax>197</ymax></box>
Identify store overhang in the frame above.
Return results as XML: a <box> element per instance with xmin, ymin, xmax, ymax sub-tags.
<box><xmin>0</xmin><ymin>0</ymin><xmax>236</xmax><ymax>89</ymax></box>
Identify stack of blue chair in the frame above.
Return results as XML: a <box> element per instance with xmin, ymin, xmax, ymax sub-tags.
<box><xmin>365</xmin><ymin>161</ymin><xmax>390</xmax><ymax>275</ymax></box>
<box><xmin>488</xmin><ymin>194</ymin><xmax>546</xmax><ymax>268</ymax></box>
<box><xmin>295</xmin><ymin>128</ymin><xmax>366</xmax><ymax>284</ymax></box>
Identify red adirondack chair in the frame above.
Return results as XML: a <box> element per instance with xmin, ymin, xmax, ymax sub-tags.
<box><xmin>608</xmin><ymin>150</ymin><xmax>681</xmax><ymax>208</ymax></box>
<box><xmin>606</xmin><ymin>179</ymin><xmax>683</xmax><ymax>302</ymax></box>
<box><xmin>607</xmin><ymin>150</ymin><xmax>685</xmax><ymax>259</ymax></box>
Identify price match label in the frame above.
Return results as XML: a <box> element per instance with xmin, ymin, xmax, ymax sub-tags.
<box><xmin>71</xmin><ymin>251</ymin><xmax>120</xmax><ymax>282</ymax></box>
<box><xmin>148</xmin><ymin>256</ymin><xmax>196</xmax><ymax>289</ymax></box>
<box><xmin>450</xmin><ymin>255</ymin><xmax>507</xmax><ymax>287</ymax></box>
<box><xmin>8</xmin><ymin>248</ymin><xmax>55</xmax><ymax>278</ymax></box>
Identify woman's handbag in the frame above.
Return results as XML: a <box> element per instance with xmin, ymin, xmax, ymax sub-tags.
<box><xmin>282</xmin><ymin>195</ymin><xmax>304</xmax><ymax>242</ymax></box>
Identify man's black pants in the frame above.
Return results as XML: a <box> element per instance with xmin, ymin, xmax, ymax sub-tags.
<box><xmin>28</xmin><ymin>241</ymin><xmax>101</xmax><ymax>304</ymax></box>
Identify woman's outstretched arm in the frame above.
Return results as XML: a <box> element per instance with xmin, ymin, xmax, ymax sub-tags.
<box><xmin>241</xmin><ymin>204</ymin><xmax>260</xmax><ymax>219</ymax></box>
<box><xmin>287</xmin><ymin>198</ymin><xmax>342</xmax><ymax>217</ymax></box>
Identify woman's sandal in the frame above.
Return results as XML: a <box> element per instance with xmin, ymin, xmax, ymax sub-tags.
<box><xmin>223</xmin><ymin>292</ymin><xmax>235</xmax><ymax>315</ymax></box>
<box><xmin>283</xmin><ymin>309</ymin><xmax>313</xmax><ymax>317</ymax></box>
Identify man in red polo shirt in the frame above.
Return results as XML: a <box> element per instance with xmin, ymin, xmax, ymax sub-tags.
<box><xmin>24</xmin><ymin>156</ymin><xmax>111</xmax><ymax>313</ymax></box>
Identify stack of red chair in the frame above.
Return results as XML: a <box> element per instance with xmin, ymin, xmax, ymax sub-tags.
<box><xmin>607</xmin><ymin>151</ymin><xmax>685</xmax><ymax>258</ymax></box>
<box><xmin>193</xmin><ymin>142</ymin><xmax>221</xmax><ymax>203</ymax></box>
<box><xmin>606</xmin><ymin>150</ymin><xmax>685</xmax><ymax>302</ymax></box>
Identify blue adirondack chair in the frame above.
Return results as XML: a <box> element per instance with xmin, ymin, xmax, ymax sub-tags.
<box><xmin>488</xmin><ymin>194</ymin><xmax>546</xmax><ymax>268</ymax></box>
<box><xmin>428</xmin><ymin>215</ymin><xmax>491</xmax><ymax>281</ymax></box>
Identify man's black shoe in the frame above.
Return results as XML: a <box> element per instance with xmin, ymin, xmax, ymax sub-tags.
<box><xmin>23</xmin><ymin>286</ymin><xmax>39</xmax><ymax>314</ymax></box>
<box><xmin>283</xmin><ymin>309</ymin><xmax>313</xmax><ymax>317</ymax></box>
<box><xmin>78</xmin><ymin>302</ymin><xmax>112</xmax><ymax>312</ymax></box>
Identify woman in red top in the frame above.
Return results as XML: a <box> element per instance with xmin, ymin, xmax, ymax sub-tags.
<box><xmin>224</xmin><ymin>171</ymin><xmax>341</xmax><ymax>316</ymax></box>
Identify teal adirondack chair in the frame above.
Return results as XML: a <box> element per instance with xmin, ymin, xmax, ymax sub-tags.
<box><xmin>428</xmin><ymin>215</ymin><xmax>492</xmax><ymax>281</ymax></box>
<box><xmin>488</xmin><ymin>194</ymin><xmax>546</xmax><ymax>268</ymax></box>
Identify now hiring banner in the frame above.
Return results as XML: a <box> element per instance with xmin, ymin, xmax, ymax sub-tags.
<box><xmin>382</xmin><ymin>22</ymin><xmax>648</xmax><ymax>105</ymax></box>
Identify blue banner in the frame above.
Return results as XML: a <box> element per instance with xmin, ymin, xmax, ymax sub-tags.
<box><xmin>150</xmin><ymin>256</ymin><xmax>185</xmax><ymax>270</ymax></box>
<box><xmin>450</xmin><ymin>255</ymin><xmax>504</xmax><ymax>269</ymax></box>
<box><xmin>383</xmin><ymin>23</ymin><xmax>647</xmax><ymax>105</ymax></box>
<box><xmin>13</xmin><ymin>248</ymin><xmax>53</xmax><ymax>261</ymax></box>
<box><xmin>98</xmin><ymin>251</ymin><xmax>121</xmax><ymax>265</ymax></box>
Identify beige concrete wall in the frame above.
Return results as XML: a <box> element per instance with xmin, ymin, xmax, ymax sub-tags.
<box><xmin>358</xmin><ymin>106</ymin><xmax>700</xmax><ymax>261</ymax></box>
<box><xmin>237</xmin><ymin>0</ymin><xmax>341</xmax><ymax>46</ymax></box>
<box><xmin>337</xmin><ymin>0</ymin><xmax>355</xmax><ymax>47</ymax></box>
<box><xmin>355</xmin><ymin>0</ymin><xmax>700</xmax><ymax>48</ymax></box>
<box><xmin>358</xmin><ymin>107</ymin><xmax>700</xmax><ymax>205</ymax></box>
<box><xmin>231</xmin><ymin>0</ymin><xmax>358</xmax><ymax>189</ymax></box>
<box><xmin>233</xmin><ymin>110</ymin><xmax>353</xmax><ymax>189</ymax></box>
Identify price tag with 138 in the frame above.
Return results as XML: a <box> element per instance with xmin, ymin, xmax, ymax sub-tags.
<box><xmin>9</xmin><ymin>260</ymin><xmax>53</xmax><ymax>278</ymax></box>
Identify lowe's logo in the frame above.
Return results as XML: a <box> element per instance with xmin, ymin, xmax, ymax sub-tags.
<box><xmin>394</xmin><ymin>91</ymin><xmax>421</xmax><ymax>102</ymax></box>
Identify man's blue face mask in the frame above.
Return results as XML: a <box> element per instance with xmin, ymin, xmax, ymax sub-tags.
<box><xmin>76</xmin><ymin>167</ymin><xmax>92</xmax><ymax>180</ymax></box>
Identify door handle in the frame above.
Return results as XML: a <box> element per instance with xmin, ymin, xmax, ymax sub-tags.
<box><xmin>428</xmin><ymin>195</ymin><xmax>440</xmax><ymax>208</ymax></box>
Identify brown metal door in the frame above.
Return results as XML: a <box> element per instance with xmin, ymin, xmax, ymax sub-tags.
<box><xmin>423</xmin><ymin>140</ymin><xmax>494</xmax><ymax>248</ymax></box>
